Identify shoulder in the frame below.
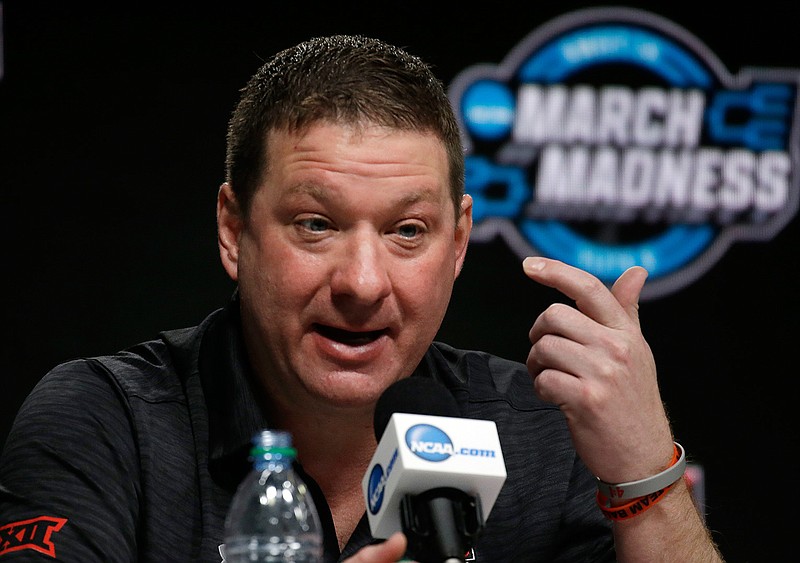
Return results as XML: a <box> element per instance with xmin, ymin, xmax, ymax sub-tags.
<box><xmin>2</xmin><ymin>358</ymin><xmax>142</xmax><ymax>491</ymax></box>
<box><xmin>19</xmin><ymin>357</ymin><xmax>133</xmax><ymax>419</ymax></box>
<box><xmin>8</xmin><ymin>317</ymin><xmax>211</xmax><ymax>451</ymax></box>
<box><xmin>54</xmin><ymin>315</ymin><xmax>213</xmax><ymax>404</ymax></box>
<box><xmin>19</xmin><ymin>338</ymin><xmax>185</xmax><ymax>412</ymax></box>
<box><xmin>91</xmin><ymin>336</ymin><xmax>187</xmax><ymax>403</ymax></box>
<box><xmin>9</xmin><ymin>336</ymin><xmax>183</xmax><ymax>441</ymax></box>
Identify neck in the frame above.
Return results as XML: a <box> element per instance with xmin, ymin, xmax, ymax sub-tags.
<box><xmin>254</xmin><ymin>377</ymin><xmax>377</xmax><ymax>486</ymax></box>
<box><xmin>273</xmin><ymin>402</ymin><xmax>377</xmax><ymax>550</ymax></box>
<box><xmin>278</xmin><ymin>403</ymin><xmax>377</xmax><ymax>477</ymax></box>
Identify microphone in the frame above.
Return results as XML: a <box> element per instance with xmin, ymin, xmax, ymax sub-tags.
<box><xmin>362</xmin><ymin>377</ymin><xmax>507</xmax><ymax>563</ymax></box>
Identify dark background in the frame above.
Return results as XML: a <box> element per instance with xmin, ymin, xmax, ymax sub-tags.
<box><xmin>1</xmin><ymin>2</ymin><xmax>796</xmax><ymax>561</ymax></box>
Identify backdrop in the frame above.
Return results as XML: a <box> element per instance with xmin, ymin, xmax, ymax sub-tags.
<box><xmin>1</xmin><ymin>3</ymin><xmax>796</xmax><ymax>561</ymax></box>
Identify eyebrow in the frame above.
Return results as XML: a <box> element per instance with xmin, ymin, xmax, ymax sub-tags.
<box><xmin>281</xmin><ymin>182</ymin><xmax>443</xmax><ymax>207</ymax></box>
<box><xmin>283</xmin><ymin>183</ymin><xmax>328</xmax><ymax>200</ymax></box>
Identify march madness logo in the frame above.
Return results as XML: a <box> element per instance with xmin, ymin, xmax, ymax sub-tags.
<box><xmin>449</xmin><ymin>7</ymin><xmax>800</xmax><ymax>299</ymax></box>
<box><xmin>0</xmin><ymin>516</ymin><xmax>67</xmax><ymax>558</ymax></box>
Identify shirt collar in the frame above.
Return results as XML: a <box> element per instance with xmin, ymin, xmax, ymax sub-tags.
<box><xmin>198</xmin><ymin>290</ymin><xmax>271</xmax><ymax>489</ymax></box>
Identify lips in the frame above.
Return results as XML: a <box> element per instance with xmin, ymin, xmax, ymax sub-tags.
<box><xmin>313</xmin><ymin>323</ymin><xmax>387</xmax><ymax>345</ymax></box>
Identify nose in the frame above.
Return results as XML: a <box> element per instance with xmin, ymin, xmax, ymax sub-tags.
<box><xmin>329</xmin><ymin>229</ymin><xmax>392</xmax><ymax>305</ymax></box>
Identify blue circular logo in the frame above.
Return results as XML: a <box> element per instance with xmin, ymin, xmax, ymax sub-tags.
<box><xmin>462</xmin><ymin>80</ymin><xmax>515</xmax><ymax>140</ymax></box>
<box><xmin>405</xmin><ymin>424</ymin><xmax>454</xmax><ymax>462</ymax></box>
<box><xmin>366</xmin><ymin>464</ymin><xmax>385</xmax><ymax>514</ymax></box>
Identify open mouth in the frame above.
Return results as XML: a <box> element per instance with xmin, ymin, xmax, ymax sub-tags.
<box><xmin>314</xmin><ymin>324</ymin><xmax>386</xmax><ymax>346</ymax></box>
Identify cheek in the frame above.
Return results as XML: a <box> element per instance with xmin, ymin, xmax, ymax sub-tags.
<box><xmin>401</xmin><ymin>254</ymin><xmax>456</xmax><ymax>321</ymax></box>
<box><xmin>237</xmin><ymin>233</ymin><xmax>313</xmax><ymax>307</ymax></box>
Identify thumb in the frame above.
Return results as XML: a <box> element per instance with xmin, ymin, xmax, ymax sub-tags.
<box><xmin>342</xmin><ymin>532</ymin><xmax>411</xmax><ymax>562</ymax></box>
<box><xmin>611</xmin><ymin>266</ymin><xmax>648</xmax><ymax>324</ymax></box>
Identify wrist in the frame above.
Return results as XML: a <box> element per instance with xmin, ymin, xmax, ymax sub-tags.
<box><xmin>597</xmin><ymin>442</ymin><xmax>685</xmax><ymax>501</ymax></box>
<box><xmin>595</xmin><ymin>442</ymin><xmax>687</xmax><ymax>521</ymax></box>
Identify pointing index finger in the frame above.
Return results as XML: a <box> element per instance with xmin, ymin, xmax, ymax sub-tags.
<box><xmin>522</xmin><ymin>256</ymin><xmax>631</xmax><ymax>328</ymax></box>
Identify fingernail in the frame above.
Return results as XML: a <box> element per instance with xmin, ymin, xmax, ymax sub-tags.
<box><xmin>523</xmin><ymin>257</ymin><xmax>544</xmax><ymax>272</ymax></box>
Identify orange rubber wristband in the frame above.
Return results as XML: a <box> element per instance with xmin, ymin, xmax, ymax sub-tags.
<box><xmin>596</xmin><ymin>482</ymin><xmax>676</xmax><ymax>521</ymax></box>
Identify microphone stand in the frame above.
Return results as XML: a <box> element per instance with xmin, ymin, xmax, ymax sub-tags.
<box><xmin>400</xmin><ymin>487</ymin><xmax>484</xmax><ymax>563</ymax></box>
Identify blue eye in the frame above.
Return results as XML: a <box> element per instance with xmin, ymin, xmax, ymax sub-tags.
<box><xmin>299</xmin><ymin>217</ymin><xmax>330</xmax><ymax>232</ymax></box>
<box><xmin>397</xmin><ymin>223</ymin><xmax>421</xmax><ymax>238</ymax></box>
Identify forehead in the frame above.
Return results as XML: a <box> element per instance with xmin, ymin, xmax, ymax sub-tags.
<box><xmin>264</xmin><ymin>122</ymin><xmax>450</xmax><ymax>186</ymax></box>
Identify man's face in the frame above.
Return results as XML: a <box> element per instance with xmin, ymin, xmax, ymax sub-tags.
<box><xmin>218</xmin><ymin>122</ymin><xmax>472</xmax><ymax>413</ymax></box>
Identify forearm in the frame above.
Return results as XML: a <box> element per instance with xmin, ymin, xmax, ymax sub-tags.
<box><xmin>611</xmin><ymin>480</ymin><xmax>724</xmax><ymax>562</ymax></box>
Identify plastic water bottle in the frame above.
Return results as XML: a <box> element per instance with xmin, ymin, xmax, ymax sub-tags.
<box><xmin>223</xmin><ymin>430</ymin><xmax>323</xmax><ymax>562</ymax></box>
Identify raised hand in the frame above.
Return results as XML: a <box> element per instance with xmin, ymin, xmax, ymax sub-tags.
<box><xmin>522</xmin><ymin>257</ymin><xmax>674</xmax><ymax>483</ymax></box>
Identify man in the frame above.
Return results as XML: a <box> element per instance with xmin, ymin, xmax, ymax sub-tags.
<box><xmin>0</xmin><ymin>35</ymin><xmax>723</xmax><ymax>562</ymax></box>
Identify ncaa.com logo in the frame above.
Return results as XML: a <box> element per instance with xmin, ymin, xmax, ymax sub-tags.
<box><xmin>448</xmin><ymin>7</ymin><xmax>800</xmax><ymax>299</ymax></box>
<box><xmin>405</xmin><ymin>424</ymin><xmax>497</xmax><ymax>462</ymax></box>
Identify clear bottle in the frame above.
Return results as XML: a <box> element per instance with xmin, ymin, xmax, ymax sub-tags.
<box><xmin>223</xmin><ymin>430</ymin><xmax>323</xmax><ymax>562</ymax></box>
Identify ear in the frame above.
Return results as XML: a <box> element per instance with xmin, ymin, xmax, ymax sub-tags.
<box><xmin>454</xmin><ymin>194</ymin><xmax>473</xmax><ymax>278</ymax></box>
<box><xmin>217</xmin><ymin>182</ymin><xmax>242</xmax><ymax>282</ymax></box>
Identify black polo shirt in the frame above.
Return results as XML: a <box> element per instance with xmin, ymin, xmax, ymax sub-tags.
<box><xmin>0</xmin><ymin>294</ymin><xmax>614</xmax><ymax>562</ymax></box>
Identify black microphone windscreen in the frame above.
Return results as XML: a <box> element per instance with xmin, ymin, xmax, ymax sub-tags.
<box><xmin>373</xmin><ymin>377</ymin><xmax>460</xmax><ymax>441</ymax></box>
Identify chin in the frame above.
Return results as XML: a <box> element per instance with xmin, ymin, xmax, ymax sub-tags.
<box><xmin>312</xmin><ymin>371</ymin><xmax>397</xmax><ymax>407</ymax></box>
